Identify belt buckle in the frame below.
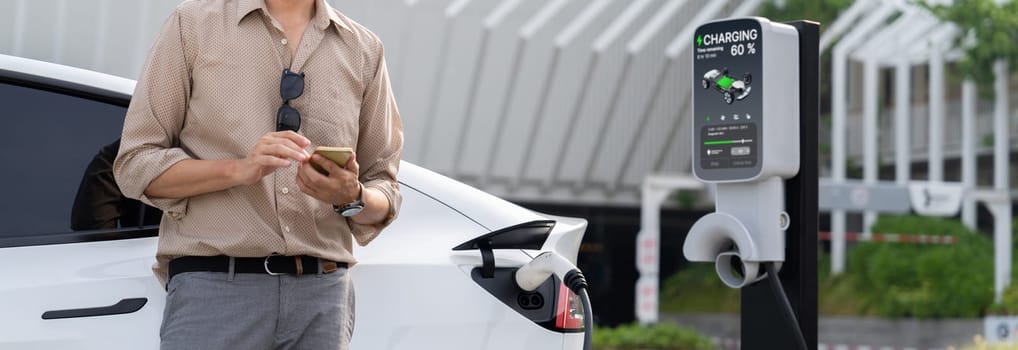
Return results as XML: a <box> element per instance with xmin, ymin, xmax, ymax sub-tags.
<box><xmin>264</xmin><ymin>254</ymin><xmax>284</xmax><ymax>276</ymax></box>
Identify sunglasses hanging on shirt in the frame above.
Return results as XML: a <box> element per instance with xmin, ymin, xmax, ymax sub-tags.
<box><xmin>276</xmin><ymin>68</ymin><xmax>305</xmax><ymax>132</ymax></box>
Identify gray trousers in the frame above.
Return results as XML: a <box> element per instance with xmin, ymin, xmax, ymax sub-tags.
<box><xmin>160</xmin><ymin>268</ymin><xmax>354</xmax><ymax>350</ymax></box>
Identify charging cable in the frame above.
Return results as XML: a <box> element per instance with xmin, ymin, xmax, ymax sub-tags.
<box><xmin>515</xmin><ymin>251</ymin><xmax>593</xmax><ymax>350</ymax></box>
<box><xmin>765</xmin><ymin>262</ymin><xmax>808</xmax><ymax>350</ymax></box>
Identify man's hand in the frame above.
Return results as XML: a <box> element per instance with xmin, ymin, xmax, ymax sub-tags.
<box><xmin>233</xmin><ymin>131</ymin><xmax>311</xmax><ymax>185</ymax></box>
<box><xmin>142</xmin><ymin>131</ymin><xmax>309</xmax><ymax>199</ymax></box>
<box><xmin>296</xmin><ymin>152</ymin><xmax>361</xmax><ymax>206</ymax></box>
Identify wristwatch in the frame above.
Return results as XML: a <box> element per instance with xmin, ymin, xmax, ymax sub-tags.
<box><xmin>334</xmin><ymin>183</ymin><xmax>365</xmax><ymax>217</ymax></box>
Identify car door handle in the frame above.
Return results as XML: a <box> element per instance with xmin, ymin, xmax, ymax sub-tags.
<box><xmin>42</xmin><ymin>298</ymin><xmax>148</xmax><ymax>320</ymax></box>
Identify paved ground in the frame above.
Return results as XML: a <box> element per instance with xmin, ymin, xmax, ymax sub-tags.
<box><xmin>661</xmin><ymin>313</ymin><xmax>982</xmax><ymax>350</ymax></box>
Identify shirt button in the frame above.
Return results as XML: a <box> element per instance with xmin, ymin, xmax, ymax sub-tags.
<box><xmin>284</xmin><ymin>226</ymin><xmax>291</xmax><ymax>233</ymax></box>
<box><xmin>281</xmin><ymin>187</ymin><xmax>289</xmax><ymax>194</ymax></box>
<box><xmin>281</xmin><ymin>38</ymin><xmax>288</xmax><ymax>45</ymax></box>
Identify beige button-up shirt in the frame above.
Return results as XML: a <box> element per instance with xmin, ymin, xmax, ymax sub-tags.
<box><xmin>113</xmin><ymin>0</ymin><xmax>403</xmax><ymax>285</ymax></box>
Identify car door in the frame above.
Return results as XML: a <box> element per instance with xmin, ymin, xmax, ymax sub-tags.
<box><xmin>0</xmin><ymin>81</ymin><xmax>165</xmax><ymax>349</ymax></box>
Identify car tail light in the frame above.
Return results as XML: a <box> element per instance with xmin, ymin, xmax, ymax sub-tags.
<box><xmin>553</xmin><ymin>283</ymin><xmax>584</xmax><ymax>331</ymax></box>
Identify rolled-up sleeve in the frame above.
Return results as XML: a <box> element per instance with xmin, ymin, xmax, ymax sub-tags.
<box><xmin>349</xmin><ymin>41</ymin><xmax>403</xmax><ymax>246</ymax></box>
<box><xmin>112</xmin><ymin>9</ymin><xmax>194</xmax><ymax>217</ymax></box>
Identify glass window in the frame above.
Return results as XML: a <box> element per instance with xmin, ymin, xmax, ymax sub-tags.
<box><xmin>0</xmin><ymin>83</ymin><xmax>160</xmax><ymax>238</ymax></box>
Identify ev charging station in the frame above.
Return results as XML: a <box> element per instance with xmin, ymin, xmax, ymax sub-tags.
<box><xmin>683</xmin><ymin>18</ymin><xmax>819</xmax><ymax>349</ymax></box>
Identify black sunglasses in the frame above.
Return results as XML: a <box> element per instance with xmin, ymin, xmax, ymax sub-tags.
<box><xmin>276</xmin><ymin>68</ymin><xmax>305</xmax><ymax>132</ymax></box>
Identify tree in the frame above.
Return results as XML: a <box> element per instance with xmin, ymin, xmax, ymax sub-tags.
<box><xmin>924</xmin><ymin>0</ymin><xmax>1018</xmax><ymax>85</ymax></box>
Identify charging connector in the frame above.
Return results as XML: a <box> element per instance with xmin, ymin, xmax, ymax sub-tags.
<box><xmin>516</xmin><ymin>251</ymin><xmax>582</xmax><ymax>291</ymax></box>
<box><xmin>515</xmin><ymin>251</ymin><xmax>593</xmax><ymax>350</ymax></box>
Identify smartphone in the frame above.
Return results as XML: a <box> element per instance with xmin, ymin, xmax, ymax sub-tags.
<box><xmin>310</xmin><ymin>146</ymin><xmax>353</xmax><ymax>174</ymax></box>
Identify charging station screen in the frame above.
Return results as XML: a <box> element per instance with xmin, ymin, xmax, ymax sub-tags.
<box><xmin>693</xmin><ymin>19</ymin><xmax>763</xmax><ymax>181</ymax></box>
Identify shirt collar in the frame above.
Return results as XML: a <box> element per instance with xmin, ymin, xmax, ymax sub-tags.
<box><xmin>314</xmin><ymin>0</ymin><xmax>352</xmax><ymax>33</ymax></box>
<box><xmin>236</xmin><ymin>0</ymin><xmax>264</xmax><ymax>24</ymax></box>
<box><xmin>236</xmin><ymin>0</ymin><xmax>351</xmax><ymax>33</ymax></box>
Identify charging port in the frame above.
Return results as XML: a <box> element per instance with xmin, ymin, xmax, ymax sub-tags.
<box><xmin>470</xmin><ymin>267</ymin><xmax>561</xmax><ymax>331</ymax></box>
<box><xmin>518</xmin><ymin>292</ymin><xmax>544</xmax><ymax>310</ymax></box>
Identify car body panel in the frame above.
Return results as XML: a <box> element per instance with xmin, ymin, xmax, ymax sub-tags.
<box><xmin>353</xmin><ymin>180</ymin><xmax>488</xmax><ymax>265</ymax></box>
<box><xmin>398</xmin><ymin>162</ymin><xmax>588</xmax><ymax>264</ymax></box>
<box><xmin>0</xmin><ymin>176</ymin><xmax>578</xmax><ymax>349</ymax></box>
<box><xmin>0</xmin><ymin>238</ymin><xmax>162</xmax><ymax>349</ymax></box>
<box><xmin>0</xmin><ymin>54</ymin><xmax>135</xmax><ymax>97</ymax></box>
<box><xmin>350</xmin><ymin>261</ymin><xmax>566</xmax><ymax>349</ymax></box>
<box><xmin>397</xmin><ymin>162</ymin><xmax>546</xmax><ymax>232</ymax></box>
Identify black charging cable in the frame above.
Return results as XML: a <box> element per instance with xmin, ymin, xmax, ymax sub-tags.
<box><xmin>564</xmin><ymin>270</ymin><xmax>593</xmax><ymax>350</ymax></box>
<box><xmin>765</xmin><ymin>262</ymin><xmax>809</xmax><ymax>350</ymax></box>
<box><xmin>514</xmin><ymin>252</ymin><xmax>594</xmax><ymax>350</ymax></box>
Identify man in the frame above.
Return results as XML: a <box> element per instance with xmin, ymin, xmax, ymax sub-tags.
<box><xmin>113</xmin><ymin>0</ymin><xmax>402</xmax><ymax>348</ymax></box>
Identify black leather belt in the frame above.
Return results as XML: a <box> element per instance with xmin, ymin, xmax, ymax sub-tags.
<box><xmin>168</xmin><ymin>255</ymin><xmax>347</xmax><ymax>282</ymax></box>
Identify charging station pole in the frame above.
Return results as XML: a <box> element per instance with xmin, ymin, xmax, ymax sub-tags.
<box><xmin>741</xmin><ymin>21</ymin><xmax>818</xmax><ymax>350</ymax></box>
<box><xmin>683</xmin><ymin>17</ymin><xmax>818</xmax><ymax>349</ymax></box>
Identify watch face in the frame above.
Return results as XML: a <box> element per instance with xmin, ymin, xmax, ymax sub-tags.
<box><xmin>341</xmin><ymin>205</ymin><xmax>364</xmax><ymax>217</ymax></box>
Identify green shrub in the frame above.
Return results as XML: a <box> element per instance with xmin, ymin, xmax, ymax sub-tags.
<box><xmin>663</xmin><ymin>215</ymin><xmax>999</xmax><ymax>318</ymax></box>
<box><xmin>849</xmin><ymin>215</ymin><xmax>994</xmax><ymax>318</ymax></box>
<box><xmin>869</xmin><ymin>215</ymin><xmax>977</xmax><ymax>237</ymax></box>
<box><xmin>659</xmin><ymin>263</ymin><xmax>739</xmax><ymax>314</ymax></box>
<box><xmin>592</xmin><ymin>323</ymin><xmax>716</xmax><ymax>350</ymax></box>
<box><xmin>818</xmin><ymin>256</ymin><xmax>870</xmax><ymax>315</ymax></box>
<box><xmin>995</xmin><ymin>283</ymin><xmax>1018</xmax><ymax>314</ymax></box>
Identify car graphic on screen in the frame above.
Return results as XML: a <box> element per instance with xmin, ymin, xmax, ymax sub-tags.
<box><xmin>701</xmin><ymin>68</ymin><xmax>753</xmax><ymax>104</ymax></box>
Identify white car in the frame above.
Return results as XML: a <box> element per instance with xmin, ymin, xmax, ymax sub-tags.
<box><xmin>0</xmin><ymin>54</ymin><xmax>588</xmax><ymax>349</ymax></box>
